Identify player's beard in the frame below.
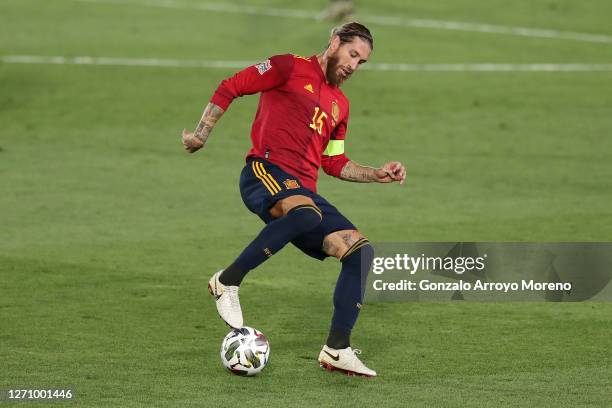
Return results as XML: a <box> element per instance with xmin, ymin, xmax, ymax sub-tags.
<box><xmin>326</xmin><ymin>54</ymin><xmax>346</xmax><ymax>86</ymax></box>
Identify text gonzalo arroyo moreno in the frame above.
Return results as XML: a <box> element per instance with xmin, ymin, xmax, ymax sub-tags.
<box><xmin>370</xmin><ymin>253</ymin><xmax>572</xmax><ymax>292</ymax></box>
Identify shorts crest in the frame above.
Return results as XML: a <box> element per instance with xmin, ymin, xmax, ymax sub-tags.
<box><xmin>283</xmin><ymin>179</ymin><xmax>300</xmax><ymax>189</ymax></box>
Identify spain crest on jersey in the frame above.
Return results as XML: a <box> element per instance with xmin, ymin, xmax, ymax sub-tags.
<box><xmin>331</xmin><ymin>101</ymin><xmax>340</xmax><ymax>126</ymax></box>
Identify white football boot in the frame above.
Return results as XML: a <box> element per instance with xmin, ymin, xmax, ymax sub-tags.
<box><xmin>318</xmin><ymin>345</ymin><xmax>377</xmax><ymax>377</ymax></box>
<box><xmin>208</xmin><ymin>270</ymin><xmax>243</xmax><ymax>329</ymax></box>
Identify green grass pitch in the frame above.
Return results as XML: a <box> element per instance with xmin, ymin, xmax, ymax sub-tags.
<box><xmin>1</xmin><ymin>0</ymin><xmax>612</xmax><ymax>406</ymax></box>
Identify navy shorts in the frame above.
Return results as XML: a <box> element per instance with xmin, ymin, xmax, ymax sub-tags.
<box><xmin>239</xmin><ymin>157</ymin><xmax>356</xmax><ymax>260</ymax></box>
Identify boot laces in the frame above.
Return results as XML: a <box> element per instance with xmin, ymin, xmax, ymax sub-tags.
<box><xmin>226</xmin><ymin>286</ymin><xmax>241</xmax><ymax>313</ymax></box>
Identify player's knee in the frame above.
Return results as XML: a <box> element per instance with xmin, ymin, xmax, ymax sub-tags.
<box><xmin>340</xmin><ymin>239</ymin><xmax>374</xmax><ymax>269</ymax></box>
<box><xmin>334</xmin><ymin>240</ymin><xmax>374</xmax><ymax>307</ymax></box>
<box><xmin>286</xmin><ymin>204</ymin><xmax>322</xmax><ymax>233</ymax></box>
<box><xmin>323</xmin><ymin>230</ymin><xmax>367</xmax><ymax>259</ymax></box>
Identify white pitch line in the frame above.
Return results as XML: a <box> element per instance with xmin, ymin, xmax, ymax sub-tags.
<box><xmin>72</xmin><ymin>0</ymin><xmax>612</xmax><ymax>44</ymax></box>
<box><xmin>361</xmin><ymin>15</ymin><xmax>612</xmax><ymax>45</ymax></box>
<box><xmin>365</xmin><ymin>62</ymin><xmax>612</xmax><ymax>72</ymax></box>
<box><xmin>0</xmin><ymin>55</ymin><xmax>252</xmax><ymax>69</ymax></box>
<box><xmin>3</xmin><ymin>55</ymin><xmax>612</xmax><ymax>72</ymax></box>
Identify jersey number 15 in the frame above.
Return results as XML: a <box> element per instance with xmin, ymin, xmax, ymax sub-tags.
<box><xmin>309</xmin><ymin>107</ymin><xmax>328</xmax><ymax>135</ymax></box>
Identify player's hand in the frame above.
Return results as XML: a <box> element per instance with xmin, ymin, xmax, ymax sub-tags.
<box><xmin>181</xmin><ymin>128</ymin><xmax>204</xmax><ymax>153</ymax></box>
<box><xmin>374</xmin><ymin>161</ymin><xmax>406</xmax><ymax>184</ymax></box>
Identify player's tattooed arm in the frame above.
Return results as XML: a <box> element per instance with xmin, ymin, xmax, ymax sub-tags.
<box><xmin>340</xmin><ymin>160</ymin><xmax>406</xmax><ymax>184</ymax></box>
<box><xmin>339</xmin><ymin>160</ymin><xmax>378</xmax><ymax>183</ymax></box>
<box><xmin>181</xmin><ymin>102</ymin><xmax>225</xmax><ymax>153</ymax></box>
<box><xmin>194</xmin><ymin>103</ymin><xmax>225</xmax><ymax>143</ymax></box>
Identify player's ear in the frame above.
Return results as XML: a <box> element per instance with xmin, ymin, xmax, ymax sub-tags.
<box><xmin>329</xmin><ymin>35</ymin><xmax>341</xmax><ymax>53</ymax></box>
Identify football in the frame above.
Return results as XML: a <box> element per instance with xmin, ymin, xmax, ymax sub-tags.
<box><xmin>220</xmin><ymin>327</ymin><xmax>270</xmax><ymax>376</ymax></box>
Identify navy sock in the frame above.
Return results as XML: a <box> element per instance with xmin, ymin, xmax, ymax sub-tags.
<box><xmin>219</xmin><ymin>204</ymin><xmax>322</xmax><ymax>286</ymax></box>
<box><xmin>326</xmin><ymin>330</ymin><xmax>351</xmax><ymax>350</ymax></box>
<box><xmin>328</xmin><ymin>241</ymin><xmax>374</xmax><ymax>345</ymax></box>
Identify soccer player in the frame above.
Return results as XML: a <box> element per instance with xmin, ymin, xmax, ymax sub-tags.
<box><xmin>182</xmin><ymin>22</ymin><xmax>405</xmax><ymax>377</ymax></box>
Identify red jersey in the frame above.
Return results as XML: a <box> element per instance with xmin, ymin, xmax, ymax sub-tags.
<box><xmin>211</xmin><ymin>54</ymin><xmax>350</xmax><ymax>192</ymax></box>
